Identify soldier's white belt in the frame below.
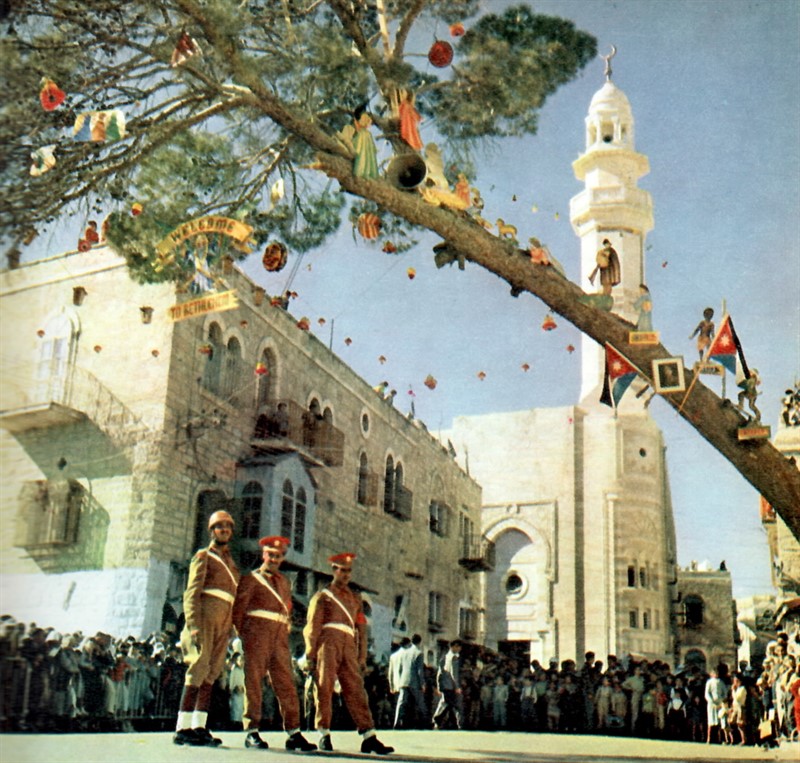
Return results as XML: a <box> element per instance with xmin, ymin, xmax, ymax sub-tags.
<box><xmin>248</xmin><ymin>610</ymin><xmax>290</xmax><ymax>625</ymax></box>
<box><xmin>323</xmin><ymin>623</ymin><xmax>355</xmax><ymax>638</ymax></box>
<box><xmin>203</xmin><ymin>588</ymin><xmax>235</xmax><ymax>604</ymax></box>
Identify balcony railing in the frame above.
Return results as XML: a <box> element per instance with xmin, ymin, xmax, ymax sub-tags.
<box><xmin>458</xmin><ymin>536</ymin><xmax>496</xmax><ymax>572</ymax></box>
<box><xmin>251</xmin><ymin>399</ymin><xmax>345</xmax><ymax>467</ymax></box>
<box><xmin>384</xmin><ymin>485</ymin><xmax>413</xmax><ymax>521</ymax></box>
<box><xmin>0</xmin><ymin>364</ymin><xmax>145</xmax><ymax>448</ymax></box>
<box><xmin>14</xmin><ymin>479</ymin><xmax>83</xmax><ymax>549</ymax></box>
<box><xmin>357</xmin><ymin>471</ymin><xmax>380</xmax><ymax>507</ymax></box>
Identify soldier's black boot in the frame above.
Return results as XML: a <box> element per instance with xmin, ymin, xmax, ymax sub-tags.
<box><xmin>245</xmin><ymin>730</ymin><xmax>269</xmax><ymax>749</ymax></box>
<box><xmin>173</xmin><ymin>728</ymin><xmax>197</xmax><ymax>746</ymax></box>
<box><xmin>318</xmin><ymin>734</ymin><xmax>333</xmax><ymax>751</ymax></box>
<box><xmin>286</xmin><ymin>732</ymin><xmax>317</xmax><ymax>751</ymax></box>
<box><xmin>192</xmin><ymin>727</ymin><xmax>222</xmax><ymax>746</ymax></box>
<box><xmin>361</xmin><ymin>735</ymin><xmax>394</xmax><ymax>755</ymax></box>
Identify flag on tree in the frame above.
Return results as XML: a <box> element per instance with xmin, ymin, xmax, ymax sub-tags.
<box><xmin>600</xmin><ymin>344</ymin><xmax>638</xmax><ymax>408</ymax></box>
<box><xmin>706</xmin><ymin>313</ymin><xmax>750</xmax><ymax>386</ymax></box>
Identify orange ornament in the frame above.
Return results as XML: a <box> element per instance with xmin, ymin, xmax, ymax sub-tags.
<box><xmin>541</xmin><ymin>314</ymin><xmax>557</xmax><ymax>331</ymax></box>
<box><xmin>449</xmin><ymin>22</ymin><xmax>465</xmax><ymax>37</ymax></box>
<box><xmin>477</xmin><ymin>371</ymin><xmax>486</xmax><ymax>381</ymax></box>
<box><xmin>424</xmin><ymin>374</ymin><xmax>437</xmax><ymax>390</ymax></box>
<box><xmin>357</xmin><ymin>213</ymin><xmax>381</xmax><ymax>240</ymax></box>
<box><xmin>40</xmin><ymin>78</ymin><xmax>66</xmax><ymax>111</ymax></box>
<box><xmin>407</xmin><ymin>267</ymin><xmax>416</xmax><ymax>280</ymax></box>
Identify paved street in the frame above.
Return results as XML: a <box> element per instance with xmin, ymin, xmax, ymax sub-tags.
<box><xmin>1</xmin><ymin>730</ymin><xmax>798</xmax><ymax>763</ymax></box>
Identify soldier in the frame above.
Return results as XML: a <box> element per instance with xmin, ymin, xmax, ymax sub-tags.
<box><xmin>304</xmin><ymin>553</ymin><xmax>394</xmax><ymax>755</ymax></box>
<box><xmin>173</xmin><ymin>510</ymin><xmax>240</xmax><ymax>747</ymax></box>
<box><xmin>232</xmin><ymin>536</ymin><xmax>316</xmax><ymax>752</ymax></box>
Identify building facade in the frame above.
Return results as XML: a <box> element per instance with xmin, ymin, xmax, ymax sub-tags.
<box><xmin>675</xmin><ymin>563</ymin><xmax>738</xmax><ymax>672</ymax></box>
<box><xmin>0</xmin><ymin>247</ymin><xmax>486</xmax><ymax>661</ymax></box>
<box><xmin>441</xmin><ymin>73</ymin><xmax>678</xmax><ymax>666</ymax></box>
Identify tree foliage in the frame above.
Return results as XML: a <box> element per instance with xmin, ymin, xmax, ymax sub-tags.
<box><xmin>1</xmin><ymin>0</ymin><xmax>798</xmax><ymax>523</ymax></box>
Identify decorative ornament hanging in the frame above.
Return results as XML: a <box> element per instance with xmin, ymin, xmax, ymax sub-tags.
<box><xmin>269</xmin><ymin>178</ymin><xmax>285</xmax><ymax>207</ymax></box>
<box><xmin>37</xmin><ymin>329</ymin><xmax>45</xmax><ymax>338</ymax></box>
<box><xmin>357</xmin><ymin>212</ymin><xmax>381</xmax><ymax>240</ymax></box>
<box><xmin>151</xmin><ymin>349</ymin><xmax>160</xmax><ymax>358</ymax></box>
<box><xmin>131</xmin><ymin>202</ymin><xmax>144</xmax><ymax>216</ymax></box>
<box><xmin>541</xmin><ymin>314</ymin><xmax>557</xmax><ymax>331</ymax></box>
<box><xmin>39</xmin><ymin>78</ymin><xmax>66</xmax><ymax>111</ymax></box>
<box><xmin>262</xmin><ymin>241</ymin><xmax>288</xmax><ymax>272</ymax></box>
<box><xmin>378</xmin><ymin>355</ymin><xmax>387</xmax><ymax>365</ymax></box>
<box><xmin>93</xmin><ymin>345</ymin><xmax>102</xmax><ymax>353</ymax></box>
<box><xmin>449</xmin><ymin>22</ymin><xmax>465</xmax><ymax>37</ymax></box>
<box><xmin>567</xmin><ymin>344</ymin><xmax>575</xmax><ymax>354</ymax></box>
<box><xmin>73</xmin><ymin>110</ymin><xmax>126</xmax><ymax>142</ymax></box>
<box><xmin>255</xmin><ymin>361</ymin><xmax>268</xmax><ymax>376</ymax></box>
<box><xmin>30</xmin><ymin>146</ymin><xmax>56</xmax><ymax>177</ymax></box>
<box><xmin>382</xmin><ymin>241</ymin><xmax>397</xmax><ymax>253</ymax></box>
<box><xmin>521</xmin><ymin>363</ymin><xmax>530</xmax><ymax>372</ymax></box>
<box><xmin>199</xmin><ymin>343</ymin><xmax>213</xmax><ymax>356</ymax></box>
<box><xmin>407</xmin><ymin>267</ymin><xmax>416</xmax><ymax>280</ymax></box>
<box><xmin>170</xmin><ymin>31</ymin><xmax>203</xmax><ymax>67</ymax></box>
<box><xmin>77</xmin><ymin>221</ymin><xmax>100</xmax><ymax>252</ymax></box>
<box><xmin>428</xmin><ymin>39</ymin><xmax>454</xmax><ymax>68</ymax></box>
<box><xmin>477</xmin><ymin>371</ymin><xmax>486</xmax><ymax>381</ymax></box>
<box><xmin>424</xmin><ymin>374</ymin><xmax>437</xmax><ymax>390</ymax></box>
<box><xmin>296</xmin><ymin>317</ymin><xmax>310</xmax><ymax>331</ymax></box>
<box><xmin>344</xmin><ymin>337</ymin><xmax>353</xmax><ymax>346</ymax></box>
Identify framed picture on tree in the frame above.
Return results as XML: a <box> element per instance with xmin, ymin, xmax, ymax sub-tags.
<box><xmin>652</xmin><ymin>357</ymin><xmax>686</xmax><ymax>394</ymax></box>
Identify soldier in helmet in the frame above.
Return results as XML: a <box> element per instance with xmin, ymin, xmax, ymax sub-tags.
<box><xmin>173</xmin><ymin>510</ymin><xmax>240</xmax><ymax>747</ymax></box>
<box><xmin>304</xmin><ymin>552</ymin><xmax>394</xmax><ymax>755</ymax></box>
<box><xmin>232</xmin><ymin>536</ymin><xmax>316</xmax><ymax>752</ymax></box>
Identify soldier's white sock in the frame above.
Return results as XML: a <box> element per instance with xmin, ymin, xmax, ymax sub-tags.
<box><xmin>361</xmin><ymin>729</ymin><xmax>376</xmax><ymax>739</ymax></box>
<box><xmin>176</xmin><ymin>712</ymin><xmax>192</xmax><ymax>731</ymax></box>
<box><xmin>192</xmin><ymin>710</ymin><xmax>208</xmax><ymax>729</ymax></box>
<box><xmin>287</xmin><ymin>727</ymin><xmax>300</xmax><ymax>737</ymax></box>
<box><xmin>318</xmin><ymin>728</ymin><xmax>330</xmax><ymax>739</ymax></box>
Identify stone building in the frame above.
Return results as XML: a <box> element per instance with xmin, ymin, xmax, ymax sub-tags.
<box><xmin>0</xmin><ymin>246</ymin><xmax>485</xmax><ymax>661</ymax></box>
<box><xmin>762</xmin><ymin>388</ymin><xmax>800</xmax><ymax>633</ymax></box>
<box><xmin>736</xmin><ymin>594</ymin><xmax>777</xmax><ymax>670</ymax></box>
<box><xmin>440</xmin><ymin>72</ymin><xmax>678</xmax><ymax>666</ymax></box>
<box><xmin>675</xmin><ymin>562</ymin><xmax>738</xmax><ymax>672</ymax></box>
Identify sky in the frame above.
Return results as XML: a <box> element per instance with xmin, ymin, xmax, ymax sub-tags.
<box><xmin>15</xmin><ymin>1</ymin><xmax>800</xmax><ymax>598</ymax></box>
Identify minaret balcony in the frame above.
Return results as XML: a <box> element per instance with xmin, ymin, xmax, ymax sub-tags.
<box><xmin>570</xmin><ymin>187</ymin><xmax>654</xmax><ymax>234</ymax></box>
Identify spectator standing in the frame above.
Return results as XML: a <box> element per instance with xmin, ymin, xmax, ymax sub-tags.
<box><xmin>433</xmin><ymin>639</ymin><xmax>464</xmax><ymax>730</ymax></box>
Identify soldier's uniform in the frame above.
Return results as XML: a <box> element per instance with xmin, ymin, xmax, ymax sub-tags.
<box><xmin>232</xmin><ymin>536</ymin><xmax>315</xmax><ymax>752</ymax></box>
<box><xmin>304</xmin><ymin>552</ymin><xmax>393</xmax><ymax>755</ymax></box>
<box><xmin>174</xmin><ymin>510</ymin><xmax>239</xmax><ymax>747</ymax></box>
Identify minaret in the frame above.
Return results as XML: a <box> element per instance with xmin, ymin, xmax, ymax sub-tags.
<box><xmin>570</xmin><ymin>49</ymin><xmax>654</xmax><ymax>403</ymax></box>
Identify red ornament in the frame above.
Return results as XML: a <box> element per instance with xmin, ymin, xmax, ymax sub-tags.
<box><xmin>477</xmin><ymin>371</ymin><xmax>486</xmax><ymax>381</ymax></box>
<box><xmin>424</xmin><ymin>374</ymin><xmax>437</xmax><ymax>390</ymax></box>
<box><xmin>344</xmin><ymin>337</ymin><xmax>352</xmax><ymax>346</ymax></box>
<box><xmin>151</xmin><ymin>349</ymin><xmax>160</xmax><ymax>358</ymax></box>
<box><xmin>93</xmin><ymin>345</ymin><xmax>102</xmax><ymax>353</ymax></box>
<box><xmin>566</xmin><ymin>344</ymin><xmax>575</xmax><ymax>354</ymax></box>
<box><xmin>199</xmin><ymin>343</ymin><xmax>213</xmax><ymax>356</ymax></box>
<box><xmin>78</xmin><ymin>239</ymin><xmax>91</xmax><ymax>252</ymax></box>
<box><xmin>37</xmin><ymin>329</ymin><xmax>45</xmax><ymax>338</ymax></box>
<box><xmin>407</xmin><ymin>267</ymin><xmax>416</xmax><ymax>280</ymax></box>
<box><xmin>521</xmin><ymin>363</ymin><xmax>530</xmax><ymax>372</ymax></box>
<box><xmin>40</xmin><ymin>78</ymin><xmax>65</xmax><ymax>111</ymax></box>
<box><xmin>449</xmin><ymin>23</ymin><xmax>465</xmax><ymax>37</ymax></box>
<box><xmin>382</xmin><ymin>241</ymin><xmax>397</xmax><ymax>253</ymax></box>
<box><xmin>262</xmin><ymin>241</ymin><xmax>288</xmax><ymax>272</ymax></box>
<box><xmin>357</xmin><ymin>213</ymin><xmax>381</xmax><ymax>240</ymax></box>
<box><xmin>428</xmin><ymin>40</ymin><xmax>454</xmax><ymax>68</ymax></box>
<box><xmin>255</xmin><ymin>362</ymin><xmax>268</xmax><ymax>376</ymax></box>
<box><xmin>131</xmin><ymin>202</ymin><xmax>143</xmax><ymax>216</ymax></box>
<box><xmin>541</xmin><ymin>314</ymin><xmax>557</xmax><ymax>331</ymax></box>
<box><xmin>296</xmin><ymin>317</ymin><xmax>310</xmax><ymax>331</ymax></box>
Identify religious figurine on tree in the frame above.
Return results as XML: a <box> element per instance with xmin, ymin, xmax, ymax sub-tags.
<box><xmin>633</xmin><ymin>284</ymin><xmax>653</xmax><ymax>331</ymax></box>
<box><xmin>589</xmin><ymin>238</ymin><xmax>620</xmax><ymax>295</ymax></box>
<box><xmin>397</xmin><ymin>89</ymin><xmax>423</xmax><ymax>151</ymax></box>
<box><xmin>689</xmin><ymin>307</ymin><xmax>715</xmax><ymax>360</ymax></box>
<box><xmin>352</xmin><ymin>104</ymin><xmax>379</xmax><ymax>180</ymax></box>
<box><xmin>737</xmin><ymin>369</ymin><xmax>762</xmax><ymax>422</ymax></box>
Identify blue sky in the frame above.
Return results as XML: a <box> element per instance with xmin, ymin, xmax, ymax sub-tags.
<box><xmin>16</xmin><ymin>1</ymin><xmax>799</xmax><ymax>597</ymax></box>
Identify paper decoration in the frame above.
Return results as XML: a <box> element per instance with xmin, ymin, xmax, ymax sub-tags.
<box><xmin>296</xmin><ymin>317</ymin><xmax>310</xmax><ymax>331</ymax></box>
<box><xmin>131</xmin><ymin>203</ymin><xmax>143</xmax><ymax>216</ymax></box>
<box><xmin>521</xmin><ymin>363</ymin><xmax>530</xmax><ymax>372</ymax></box>
<box><xmin>199</xmin><ymin>343</ymin><xmax>213</xmax><ymax>355</ymax></box>
<box><xmin>269</xmin><ymin>178</ymin><xmax>285</xmax><ymax>207</ymax></box>
<box><xmin>262</xmin><ymin>241</ymin><xmax>288</xmax><ymax>272</ymax></box>
<box><xmin>496</xmin><ymin>219</ymin><xmax>517</xmax><ymax>240</ymax></box>
<box><xmin>541</xmin><ymin>314</ymin><xmax>557</xmax><ymax>331</ymax></box>
<box><xmin>318</xmin><ymin>318</ymin><xmax>326</xmax><ymax>326</ymax></box>
<box><xmin>73</xmin><ymin>110</ymin><xmax>126</xmax><ymax>142</ymax></box>
<box><xmin>424</xmin><ymin>374</ymin><xmax>437</xmax><ymax>390</ymax></box>
<box><xmin>151</xmin><ymin>349</ymin><xmax>160</xmax><ymax>358</ymax></box>
<box><xmin>567</xmin><ymin>344</ymin><xmax>575</xmax><ymax>353</ymax></box>
<box><xmin>39</xmin><ymin>78</ymin><xmax>65</xmax><ymax>111</ymax></box>
<box><xmin>428</xmin><ymin>40</ymin><xmax>454</xmax><ymax>67</ymax></box>
<box><xmin>30</xmin><ymin>146</ymin><xmax>56</xmax><ymax>176</ymax></box>
<box><xmin>93</xmin><ymin>345</ymin><xmax>102</xmax><ymax>353</ymax></box>
<box><xmin>170</xmin><ymin>31</ymin><xmax>202</xmax><ymax>67</ymax></box>
<box><xmin>477</xmin><ymin>371</ymin><xmax>486</xmax><ymax>381</ymax></box>
<box><xmin>407</xmin><ymin>267</ymin><xmax>416</xmax><ymax>280</ymax></box>
<box><xmin>382</xmin><ymin>241</ymin><xmax>397</xmax><ymax>253</ymax></box>
<box><xmin>378</xmin><ymin>355</ymin><xmax>387</xmax><ymax>364</ymax></box>
<box><xmin>255</xmin><ymin>362</ymin><xmax>268</xmax><ymax>376</ymax></box>
<box><xmin>37</xmin><ymin>329</ymin><xmax>45</xmax><ymax>338</ymax></box>
<box><xmin>77</xmin><ymin>221</ymin><xmax>100</xmax><ymax>252</ymax></box>
<box><xmin>344</xmin><ymin>337</ymin><xmax>352</xmax><ymax>346</ymax></box>
<box><xmin>357</xmin><ymin>212</ymin><xmax>381</xmax><ymax>239</ymax></box>
<box><xmin>352</xmin><ymin>105</ymin><xmax>379</xmax><ymax>179</ymax></box>
<box><xmin>398</xmin><ymin>89</ymin><xmax>424</xmax><ymax>150</ymax></box>
<box><xmin>449</xmin><ymin>22</ymin><xmax>465</xmax><ymax>37</ymax></box>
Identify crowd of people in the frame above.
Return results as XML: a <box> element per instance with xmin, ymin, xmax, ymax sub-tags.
<box><xmin>2</xmin><ymin>612</ymin><xmax>799</xmax><ymax>750</ymax></box>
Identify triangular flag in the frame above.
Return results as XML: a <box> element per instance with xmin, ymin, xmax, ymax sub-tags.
<box><xmin>600</xmin><ymin>343</ymin><xmax>638</xmax><ymax>408</ymax></box>
<box><xmin>706</xmin><ymin>314</ymin><xmax>750</xmax><ymax>386</ymax></box>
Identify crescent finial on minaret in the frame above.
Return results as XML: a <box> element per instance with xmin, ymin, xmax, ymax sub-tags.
<box><xmin>600</xmin><ymin>45</ymin><xmax>617</xmax><ymax>81</ymax></box>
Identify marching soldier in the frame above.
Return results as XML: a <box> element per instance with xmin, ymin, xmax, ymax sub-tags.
<box><xmin>232</xmin><ymin>536</ymin><xmax>316</xmax><ymax>752</ymax></box>
<box><xmin>304</xmin><ymin>553</ymin><xmax>394</xmax><ymax>755</ymax></box>
<box><xmin>173</xmin><ymin>510</ymin><xmax>240</xmax><ymax>746</ymax></box>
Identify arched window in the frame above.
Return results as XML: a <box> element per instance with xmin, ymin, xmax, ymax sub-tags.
<box><xmin>639</xmin><ymin>567</ymin><xmax>647</xmax><ymax>588</ymax></box>
<box><xmin>281</xmin><ymin>479</ymin><xmax>294</xmax><ymax>540</ymax></box>
<box><xmin>357</xmin><ymin>452</ymin><xmax>369</xmax><ymax>505</ymax></box>
<box><xmin>684</xmin><ymin>595</ymin><xmax>704</xmax><ymax>628</ymax></box>
<box><xmin>383</xmin><ymin>456</ymin><xmax>395</xmax><ymax>514</ymax></box>
<box><xmin>37</xmin><ymin>312</ymin><xmax>79</xmax><ymax>401</ymax></box>
<box><xmin>256</xmin><ymin>348</ymin><xmax>275</xmax><ymax>408</ymax></box>
<box><xmin>684</xmin><ymin>648</ymin><xmax>707</xmax><ymax>673</ymax></box>
<box><xmin>294</xmin><ymin>487</ymin><xmax>306</xmax><ymax>553</ymax></box>
<box><xmin>303</xmin><ymin>399</ymin><xmax>321</xmax><ymax>448</ymax></box>
<box><xmin>222</xmin><ymin>336</ymin><xmax>242</xmax><ymax>402</ymax></box>
<box><xmin>627</xmin><ymin>565</ymin><xmax>636</xmax><ymax>587</ymax></box>
<box><xmin>202</xmin><ymin>322</ymin><xmax>223</xmax><ymax>394</ymax></box>
<box><xmin>241</xmin><ymin>481</ymin><xmax>263</xmax><ymax>540</ymax></box>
